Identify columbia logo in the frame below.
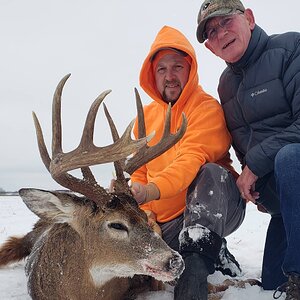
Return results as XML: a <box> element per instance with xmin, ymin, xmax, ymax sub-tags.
<box><xmin>251</xmin><ymin>88</ymin><xmax>268</xmax><ymax>98</ymax></box>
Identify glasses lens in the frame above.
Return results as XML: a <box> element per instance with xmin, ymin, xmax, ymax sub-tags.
<box><xmin>204</xmin><ymin>12</ymin><xmax>243</xmax><ymax>41</ymax></box>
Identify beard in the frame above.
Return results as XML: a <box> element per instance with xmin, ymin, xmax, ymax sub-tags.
<box><xmin>161</xmin><ymin>80</ymin><xmax>182</xmax><ymax>104</ymax></box>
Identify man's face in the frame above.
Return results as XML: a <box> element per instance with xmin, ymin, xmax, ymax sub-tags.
<box><xmin>153</xmin><ymin>53</ymin><xmax>190</xmax><ymax>103</ymax></box>
<box><xmin>204</xmin><ymin>9</ymin><xmax>255</xmax><ymax>63</ymax></box>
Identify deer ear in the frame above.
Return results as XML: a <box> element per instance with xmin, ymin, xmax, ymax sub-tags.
<box><xmin>19</xmin><ymin>188</ymin><xmax>76</xmax><ymax>223</ymax></box>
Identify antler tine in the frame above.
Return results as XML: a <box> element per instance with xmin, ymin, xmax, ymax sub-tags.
<box><xmin>52</xmin><ymin>73</ymin><xmax>70</xmax><ymax>156</ymax></box>
<box><xmin>32</xmin><ymin>73</ymin><xmax>76</xmax><ymax>173</ymax></box>
<box><xmin>102</xmin><ymin>103</ymin><xmax>119</xmax><ymax>142</ymax></box>
<box><xmin>103</xmin><ymin>103</ymin><xmax>130</xmax><ymax>195</ymax></box>
<box><xmin>124</xmin><ymin>88</ymin><xmax>187</xmax><ymax>175</ymax></box>
<box><xmin>102</xmin><ymin>103</ymin><xmax>126</xmax><ymax>169</ymax></box>
<box><xmin>32</xmin><ymin>112</ymin><xmax>51</xmax><ymax>172</ymax></box>
<box><xmin>134</xmin><ymin>87</ymin><xmax>146</xmax><ymax>139</ymax></box>
<box><xmin>79</xmin><ymin>90</ymin><xmax>112</xmax><ymax>147</ymax></box>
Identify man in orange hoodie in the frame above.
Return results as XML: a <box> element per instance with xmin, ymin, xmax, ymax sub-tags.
<box><xmin>130</xmin><ymin>26</ymin><xmax>245</xmax><ymax>300</ymax></box>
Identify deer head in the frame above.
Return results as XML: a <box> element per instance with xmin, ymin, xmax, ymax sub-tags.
<box><xmin>15</xmin><ymin>74</ymin><xmax>187</xmax><ymax>299</ymax></box>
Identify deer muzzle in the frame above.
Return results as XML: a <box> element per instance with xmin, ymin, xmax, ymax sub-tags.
<box><xmin>141</xmin><ymin>251</ymin><xmax>184</xmax><ymax>282</ymax></box>
<box><xmin>168</xmin><ymin>252</ymin><xmax>185</xmax><ymax>276</ymax></box>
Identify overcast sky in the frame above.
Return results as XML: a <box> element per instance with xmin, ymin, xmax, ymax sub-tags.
<box><xmin>1</xmin><ymin>0</ymin><xmax>299</xmax><ymax>192</ymax></box>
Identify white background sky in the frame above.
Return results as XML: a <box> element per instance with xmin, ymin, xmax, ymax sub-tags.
<box><xmin>1</xmin><ymin>0</ymin><xmax>299</xmax><ymax>192</ymax></box>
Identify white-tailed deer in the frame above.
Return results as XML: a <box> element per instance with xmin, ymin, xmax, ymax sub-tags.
<box><xmin>0</xmin><ymin>74</ymin><xmax>187</xmax><ymax>300</ymax></box>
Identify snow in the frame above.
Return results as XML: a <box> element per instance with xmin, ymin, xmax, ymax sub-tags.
<box><xmin>179</xmin><ymin>224</ymin><xmax>211</xmax><ymax>243</ymax></box>
<box><xmin>0</xmin><ymin>196</ymin><xmax>284</xmax><ymax>299</ymax></box>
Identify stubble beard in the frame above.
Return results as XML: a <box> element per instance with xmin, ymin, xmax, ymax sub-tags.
<box><xmin>162</xmin><ymin>85</ymin><xmax>182</xmax><ymax>104</ymax></box>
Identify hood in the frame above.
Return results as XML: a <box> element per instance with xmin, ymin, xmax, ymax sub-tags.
<box><xmin>140</xmin><ymin>26</ymin><xmax>199</xmax><ymax>108</ymax></box>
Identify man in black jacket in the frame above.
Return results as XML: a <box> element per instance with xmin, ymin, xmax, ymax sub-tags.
<box><xmin>196</xmin><ymin>0</ymin><xmax>300</xmax><ymax>299</ymax></box>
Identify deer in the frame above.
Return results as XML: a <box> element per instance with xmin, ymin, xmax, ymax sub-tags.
<box><xmin>0</xmin><ymin>74</ymin><xmax>187</xmax><ymax>300</ymax></box>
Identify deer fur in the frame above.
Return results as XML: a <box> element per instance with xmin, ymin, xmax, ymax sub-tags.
<box><xmin>0</xmin><ymin>75</ymin><xmax>188</xmax><ymax>299</ymax></box>
<box><xmin>0</xmin><ymin>75</ymin><xmax>260</xmax><ymax>299</ymax></box>
<box><xmin>0</xmin><ymin>188</ymin><xmax>184</xmax><ymax>300</ymax></box>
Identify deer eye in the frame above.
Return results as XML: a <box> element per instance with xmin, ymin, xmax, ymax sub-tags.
<box><xmin>108</xmin><ymin>222</ymin><xmax>128</xmax><ymax>232</ymax></box>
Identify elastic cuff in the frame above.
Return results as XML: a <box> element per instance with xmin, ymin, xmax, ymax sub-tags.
<box><xmin>179</xmin><ymin>225</ymin><xmax>222</xmax><ymax>262</ymax></box>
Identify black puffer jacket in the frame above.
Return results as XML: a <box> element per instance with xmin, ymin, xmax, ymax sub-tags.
<box><xmin>219</xmin><ymin>25</ymin><xmax>300</xmax><ymax>178</ymax></box>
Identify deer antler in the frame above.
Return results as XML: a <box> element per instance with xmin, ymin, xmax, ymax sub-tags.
<box><xmin>103</xmin><ymin>88</ymin><xmax>187</xmax><ymax>194</ymax></box>
<box><xmin>102</xmin><ymin>102</ymin><xmax>131</xmax><ymax>196</ymax></box>
<box><xmin>32</xmin><ymin>74</ymin><xmax>151</xmax><ymax>205</ymax></box>
<box><xmin>124</xmin><ymin>88</ymin><xmax>187</xmax><ymax>175</ymax></box>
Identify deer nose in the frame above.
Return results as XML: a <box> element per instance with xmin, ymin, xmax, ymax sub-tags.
<box><xmin>168</xmin><ymin>253</ymin><xmax>185</xmax><ymax>275</ymax></box>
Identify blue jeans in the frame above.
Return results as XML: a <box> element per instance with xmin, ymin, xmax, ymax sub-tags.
<box><xmin>275</xmin><ymin>144</ymin><xmax>300</xmax><ymax>276</ymax></box>
<box><xmin>259</xmin><ymin>143</ymin><xmax>300</xmax><ymax>289</ymax></box>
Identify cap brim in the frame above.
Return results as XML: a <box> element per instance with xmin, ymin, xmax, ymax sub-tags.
<box><xmin>196</xmin><ymin>8</ymin><xmax>236</xmax><ymax>43</ymax></box>
<box><xmin>150</xmin><ymin>47</ymin><xmax>188</xmax><ymax>61</ymax></box>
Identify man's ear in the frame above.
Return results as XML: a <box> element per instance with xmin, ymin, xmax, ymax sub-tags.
<box><xmin>204</xmin><ymin>41</ymin><xmax>215</xmax><ymax>54</ymax></box>
<box><xmin>244</xmin><ymin>8</ymin><xmax>255</xmax><ymax>30</ymax></box>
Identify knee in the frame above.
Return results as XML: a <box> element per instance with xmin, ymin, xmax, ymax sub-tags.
<box><xmin>275</xmin><ymin>144</ymin><xmax>300</xmax><ymax>173</ymax></box>
<box><xmin>199</xmin><ymin>163</ymin><xmax>224</xmax><ymax>177</ymax></box>
<box><xmin>187</xmin><ymin>163</ymin><xmax>224</xmax><ymax>197</ymax></box>
<box><xmin>198</xmin><ymin>163</ymin><xmax>230</xmax><ymax>183</ymax></box>
<box><xmin>188</xmin><ymin>163</ymin><xmax>230</xmax><ymax>193</ymax></box>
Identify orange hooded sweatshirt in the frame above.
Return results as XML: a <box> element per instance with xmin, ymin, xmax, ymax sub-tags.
<box><xmin>131</xmin><ymin>26</ymin><xmax>237</xmax><ymax>223</ymax></box>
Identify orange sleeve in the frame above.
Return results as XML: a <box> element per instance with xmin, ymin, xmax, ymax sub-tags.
<box><xmin>130</xmin><ymin>163</ymin><xmax>148</xmax><ymax>185</ymax></box>
<box><xmin>150</xmin><ymin>99</ymin><xmax>231</xmax><ymax>199</ymax></box>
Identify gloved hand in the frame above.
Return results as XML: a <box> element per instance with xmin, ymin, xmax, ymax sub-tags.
<box><xmin>131</xmin><ymin>182</ymin><xmax>147</xmax><ymax>204</ymax></box>
<box><xmin>131</xmin><ymin>182</ymin><xmax>160</xmax><ymax>205</ymax></box>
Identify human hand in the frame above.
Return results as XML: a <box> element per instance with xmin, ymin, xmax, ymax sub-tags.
<box><xmin>131</xmin><ymin>182</ymin><xmax>160</xmax><ymax>205</ymax></box>
<box><xmin>236</xmin><ymin>165</ymin><xmax>259</xmax><ymax>203</ymax></box>
<box><xmin>131</xmin><ymin>182</ymin><xmax>147</xmax><ymax>204</ymax></box>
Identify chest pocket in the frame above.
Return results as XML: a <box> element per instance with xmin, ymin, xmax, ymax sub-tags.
<box><xmin>241</xmin><ymin>79</ymin><xmax>289</xmax><ymax>124</ymax></box>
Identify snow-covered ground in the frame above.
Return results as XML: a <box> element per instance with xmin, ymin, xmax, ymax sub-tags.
<box><xmin>0</xmin><ymin>196</ymin><xmax>282</xmax><ymax>299</ymax></box>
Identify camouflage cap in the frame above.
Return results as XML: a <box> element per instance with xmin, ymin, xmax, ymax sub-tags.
<box><xmin>196</xmin><ymin>0</ymin><xmax>245</xmax><ymax>43</ymax></box>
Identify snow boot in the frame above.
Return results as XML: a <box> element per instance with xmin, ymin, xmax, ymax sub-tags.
<box><xmin>174</xmin><ymin>252</ymin><xmax>211</xmax><ymax>300</ymax></box>
<box><xmin>215</xmin><ymin>238</ymin><xmax>242</xmax><ymax>277</ymax></box>
<box><xmin>174</xmin><ymin>224</ymin><xmax>222</xmax><ymax>300</ymax></box>
<box><xmin>273</xmin><ymin>274</ymin><xmax>300</xmax><ymax>300</ymax></box>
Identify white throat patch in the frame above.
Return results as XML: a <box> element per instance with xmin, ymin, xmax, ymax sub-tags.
<box><xmin>89</xmin><ymin>264</ymin><xmax>136</xmax><ymax>286</ymax></box>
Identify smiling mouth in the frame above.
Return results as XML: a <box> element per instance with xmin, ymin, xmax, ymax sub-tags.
<box><xmin>165</xmin><ymin>83</ymin><xmax>179</xmax><ymax>88</ymax></box>
<box><xmin>223</xmin><ymin>39</ymin><xmax>236</xmax><ymax>50</ymax></box>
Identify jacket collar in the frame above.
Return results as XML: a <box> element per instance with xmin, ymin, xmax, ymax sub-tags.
<box><xmin>228</xmin><ymin>25</ymin><xmax>269</xmax><ymax>73</ymax></box>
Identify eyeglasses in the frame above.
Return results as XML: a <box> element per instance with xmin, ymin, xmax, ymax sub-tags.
<box><xmin>203</xmin><ymin>11</ymin><xmax>244</xmax><ymax>41</ymax></box>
